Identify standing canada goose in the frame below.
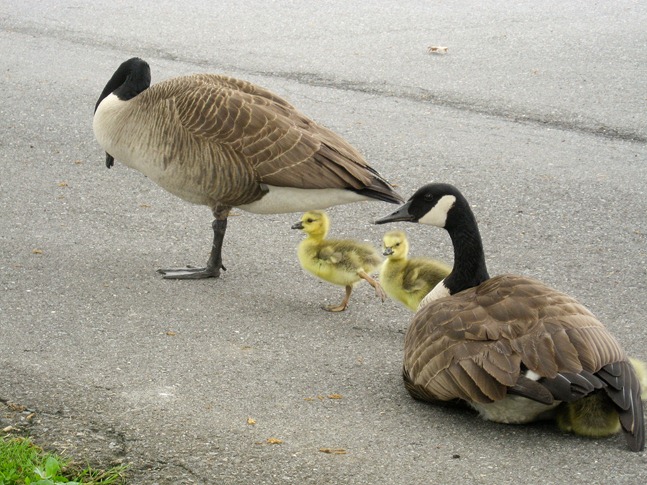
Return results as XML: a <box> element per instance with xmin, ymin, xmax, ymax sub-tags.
<box><xmin>93</xmin><ymin>58</ymin><xmax>403</xmax><ymax>279</ymax></box>
<box><xmin>380</xmin><ymin>230</ymin><xmax>451</xmax><ymax>311</ymax></box>
<box><xmin>292</xmin><ymin>210</ymin><xmax>386</xmax><ymax>312</ymax></box>
<box><xmin>376</xmin><ymin>183</ymin><xmax>644</xmax><ymax>451</ymax></box>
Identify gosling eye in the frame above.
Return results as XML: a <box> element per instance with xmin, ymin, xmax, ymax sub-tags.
<box><xmin>306</xmin><ymin>218</ymin><xmax>314</xmax><ymax>223</ymax></box>
<box><xmin>395</xmin><ymin>242</ymin><xmax>400</xmax><ymax>247</ymax></box>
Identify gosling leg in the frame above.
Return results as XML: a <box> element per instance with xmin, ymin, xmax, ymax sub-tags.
<box><xmin>323</xmin><ymin>285</ymin><xmax>353</xmax><ymax>312</ymax></box>
<box><xmin>357</xmin><ymin>269</ymin><xmax>387</xmax><ymax>302</ymax></box>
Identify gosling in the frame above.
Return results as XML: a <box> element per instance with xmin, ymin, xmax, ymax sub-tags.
<box><xmin>292</xmin><ymin>211</ymin><xmax>386</xmax><ymax>312</ymax></box>
<box><xmin>380</xmin><ymin>230</ymin><xmax>451</xmax><ymax>311</ymax></box>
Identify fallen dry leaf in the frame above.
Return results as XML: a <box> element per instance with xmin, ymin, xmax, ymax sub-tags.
<box><xmin>58</xmin><ymin>181</ymin><xmax>69</xmax><ymax>187</ymax></box>
<box><xmin>247</xmin><ymin>417</ymin><xmax>256</xmax><ymax>425</ymax></box>
<box><xmin>7</xmin><ymin>402</ymin><xmax>26</xmax><ymax>412</ymax></box>
<box><xmin>266</xmin><ymin>437</ymin><xmax>283</xmax><ymax>445</ymax></box>
<box><xmin>328</xmin><ymin>394</ymin><xmax>343</xmax><ymax>400</ymax></box>
<box><xmin>319</xmin><ymin>448</ymin><xmax>347</xmax><ymax>454</ymax></box>
<box><xmin>427</xmin><ymin>45</ymin><xmax>449</xmax><ymax>54</ymax></box>
<box><xmin>32</xmin><ymin>249</ymin><xmax>43</xmax><ymax>254</ymax></box>
<box><xmin>166</xmin><ymin>331</ymin><xmax>177</xmax><ymax>336</ymax></box>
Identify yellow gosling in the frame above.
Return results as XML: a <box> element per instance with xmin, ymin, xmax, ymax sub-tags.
<box><xmin>629</xmin><ymin>357</ymin><xmax>647</xmax><ymax>401</ymax></box>
<box><xmin>380</xmin><ymin>230</ymin><xmax>451</xmax><ymax>311</ymax></box>
<box><xmin>292</xmin><ymin>211</ymin><xmax>385</xmax><ymax>312</ymax></box>
<box><xmin>556</xmin><ymin>393</ymin><xmax>622</xmax><ymax>438</ymax></box>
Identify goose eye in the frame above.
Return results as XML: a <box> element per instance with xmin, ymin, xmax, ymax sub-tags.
<box><xmin>424</xmin><ymin>193</ymin><xmax>434</xmax><ymax>201</ymax></box>
<box><xmin>395</xmin><ymin>242</ymin><xmax>400</xmax><ymax>247</ymax></box>
<box><xmin>306</xmin><ymin>218</ymin><xmax>314</xmax><ymax>223</ymax></box>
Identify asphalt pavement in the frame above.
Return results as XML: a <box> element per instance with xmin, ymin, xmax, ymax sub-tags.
<box><xmin>1</xmin><ymin>1</ymin><xmax>646</xmax><ymax>483</ymax></box>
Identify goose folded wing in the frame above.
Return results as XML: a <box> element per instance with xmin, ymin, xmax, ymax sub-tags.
<box><xmin>404</xmin><ymin>300</ymin><xmax>524</xmax><ymax>404</ymax></box>
<box><xmin>173</xmin><ymin>78</ymin><xmax>379</xmax><ymax>191</ymax></box>
<box><xmin>597</xmin><ymin>361</ymin><xmax>645</xmax><ymax>451</ymax></box>
<box><xmin>404</xmin><ymin>275</ymin><xmax>634</xmax><ymax>407</ymax></box>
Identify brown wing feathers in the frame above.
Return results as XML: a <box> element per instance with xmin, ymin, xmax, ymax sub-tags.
<box><xmin>157</xmin><ymin>74</ymin><xmax>399</xmax><ymax>201</ymax></box>
<box><xmin>509</xmin><ymin>376</ymin><xmax>555</xmax><ymax>405</ymax></box>
<box><xmin>404</xmin><ymin>274</ymin><xmax>646</xmax><ymax>450</ymax></box>
<box><xmin>404</xmin><ymin>275</ymin><xmax>634</xmax><ymax>410</ymax></box>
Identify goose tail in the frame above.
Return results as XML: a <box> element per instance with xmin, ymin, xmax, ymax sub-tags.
<box><xmin>353</xmin><ymin>166</ymin><xmax>404</xmax><ymax>204</ymax></box>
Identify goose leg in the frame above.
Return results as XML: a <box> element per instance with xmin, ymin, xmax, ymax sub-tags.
<box><xmin>357</xmin><ymin>269</ymin><xmax>387</xmax><ymax>302</ymax></box>
<box><xmin>158</xmin><ymin>207</ymin><xmax>229</xmax><ymax>279</ymax></box>
<box><xmin>323</xmin><ymin>285</ymin><xmax>353</xmax><ymax>312</ymax></box>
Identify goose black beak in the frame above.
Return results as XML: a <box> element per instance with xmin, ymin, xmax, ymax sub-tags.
<box><xmin>383</xmin><ymin>247</ymin><xmax>394</xmax><ymax>256</ymax></box>
<box><xmin>375</xmin><ymin>201</ymin><xmax>415</xmax><ymax>224</ymax></box>
<box><xmin>291</xmin><ymin>221</ymin><xmax>304</xmax><ymax>230</ymax></box>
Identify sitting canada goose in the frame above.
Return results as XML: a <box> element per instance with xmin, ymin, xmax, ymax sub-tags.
<box><xmin>93</xmin><ymin>58</ymin><xmax>403</xmax><ymax>279</ymax></box>
<box><xmin>380</xmin><ymin>230</ymin><xmax>451</xmax><ymax>311</ymax></box>
<box><xmin>376</xmin><ymin>183</ymin><xmax>644</xmax><ymax>451</ymax></box>
<box><xmin>292</xmin><ymin>210</ymin><xmax>386</xmax><ymax>312</ymax></box>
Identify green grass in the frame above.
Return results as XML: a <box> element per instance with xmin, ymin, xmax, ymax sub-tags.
<box><xmin>0</xmin><ymin>435</ymin><xmax>128</xmax><ymax>485</ymax></box>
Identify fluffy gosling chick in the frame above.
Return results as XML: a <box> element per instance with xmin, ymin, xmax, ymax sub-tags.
<box><xmin>292</xmin><ymin>210</ymin><xmax>386</xmax><ymax>312</ymax></box>
<box><xmin>380</xmin><ymin>230</ymin><xmax>451</xmax><ymax>311</ymax></box>
<box><xmin>629</xmin><ymin>357</ymin><xmax>647</xmax><ymax>401</ymax></box>
<box><xmin>556</xmin><ymin>357</ymin><xmax>647</xmax><ymax>438</ymax></box>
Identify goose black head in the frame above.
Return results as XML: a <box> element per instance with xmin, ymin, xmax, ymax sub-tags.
<box><xmin>94</xmin><ymin>57</ymin><xmax>151</xmax><ymax>114</ymax></box>
<box><xmin>95</xmin><ymin>58</ymin><xmax>151</xmax><ymax>169</ymax></box>
<box><xmin>375</xmin><ymin>183</ymin><xmax>462</xmax><ymax>228</ymax></box>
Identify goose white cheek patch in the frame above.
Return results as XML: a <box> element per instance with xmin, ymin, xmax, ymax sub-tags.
<box><xmin>418</xmin><ymin>195</ymin><xmax>456</xmax><ymax>227</ymax></box>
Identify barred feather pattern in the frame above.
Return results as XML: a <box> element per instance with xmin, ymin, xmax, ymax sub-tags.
<box><xmin>100</xmin><ymin>73</ymin><xmax>401</xmax><ymax>210</ymax></box>
<box><xmin>403</xmin><ymin>274</ymin><xmax>644</xmax><ymax>450</ymax></box>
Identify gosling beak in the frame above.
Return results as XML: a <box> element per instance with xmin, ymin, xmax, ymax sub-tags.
<box><xmin>375</xmin><ymin>201</ymin><xmax>415</xmax><ymax>224</ymax></box>
<box><xmin>291</xmin><ymin>221</ymin><xmax>304</xmax><ymax>230</ymax></box>
<box><xmin>383</xmin><ymin>247</ymin><xmax>394</xmax><ymax>256</ymax></box>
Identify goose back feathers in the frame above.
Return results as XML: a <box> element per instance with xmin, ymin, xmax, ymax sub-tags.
<box><xmin>376</xmin><ymin>183</ymin><xmax>644</xmax><ymax>451</ymax></box>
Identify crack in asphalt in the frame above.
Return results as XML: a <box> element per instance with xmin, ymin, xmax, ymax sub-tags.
<box><xmin>3</xmin><ymin>19</ymin><xmax>646</xmax><ymax>145</ymax></box>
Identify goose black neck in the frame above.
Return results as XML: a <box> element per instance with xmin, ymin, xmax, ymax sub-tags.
<box><xmin>94</xmin><ymin>57</ymin><xmax>151</xmax><ymax>113</ymax></box>
<box><xmin>443</xmin><ymin>197</ymin><xmax>490</xmax><ymax>294</ymax></box>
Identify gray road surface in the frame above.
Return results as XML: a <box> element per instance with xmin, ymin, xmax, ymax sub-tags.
<box><xmin>1</xmin><ymin>1</ymin><xmax>646</xmax><ymax>483</ymax></box>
